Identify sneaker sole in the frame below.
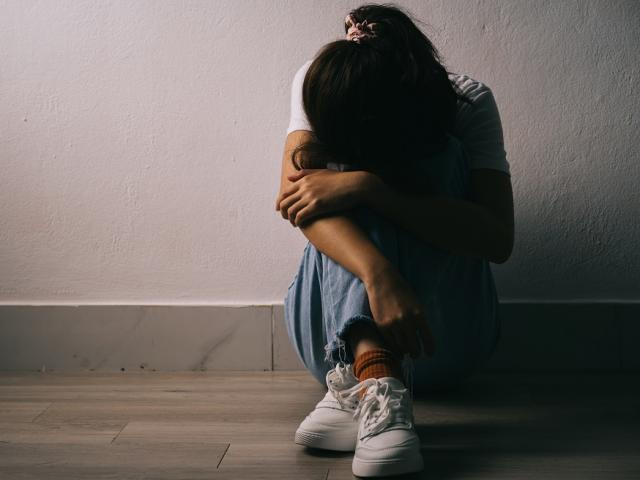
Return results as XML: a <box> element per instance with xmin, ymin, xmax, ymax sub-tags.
<box><xmin>352</xmin><ymin>452</ymin><xmax>424</xmax><ymax>477</ymax></box>
<box><xmin>294</xmin><ymin>428</ymin><xmax>356</xmax><ymax>452</ymax></box>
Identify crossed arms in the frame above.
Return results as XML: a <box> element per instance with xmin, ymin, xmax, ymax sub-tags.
<box><xmin>274</xmin><ymin>130</ymin><xmax>514</xmax><ymax>357</ymax></box>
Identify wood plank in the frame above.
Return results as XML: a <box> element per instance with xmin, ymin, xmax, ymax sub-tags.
<box><xmin>32</xmin><ymin>399</ymin><xmax>315</xmax><ymax>430</ymax></box>
<box><xmin>0</xmin><ymin>442</ymin><xmax>229</xmax><ymax>479</ymax></box>
<box><xmin>0</xmin><ymin>421</ymin><xmax>119</xmax><ymax>445</ymax></box>
<box><xmin>114</xmin><ymin>420</ymin><xmax>296</xmax><ymax>444</ymax></box>
<box><xmin>0</xmin><ymin>401</ymin><xmax>51</xmax><ymax>422</ymax></box>
<box><xmin>214</xmin><ymin>465</ymin><xmax>328</xmax><ymax>480</ymax></box>
<box><xmin>217</xmin><ymin>441</ymin><xmax>347</xmax><ymax>479</ymax></box>
<box><xmin>219</xmin><ymin>440</ymin><xmax>353</xmax><ymax>468</ymax></box>
<box><xmin>0</xmin><ymin>371</ymin><xmax>638</xmax><ymax>479</ymax></box>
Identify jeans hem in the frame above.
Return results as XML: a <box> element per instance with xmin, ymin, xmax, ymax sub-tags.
<box><xmin>323</xmin><ymin>314</ymin><xmax>375</xmax><ymax>366</ymax></box>
<box><xmin>322</xmin><ymin>313</ymin><xmax>417</xmax><ymax>400</ymax></box>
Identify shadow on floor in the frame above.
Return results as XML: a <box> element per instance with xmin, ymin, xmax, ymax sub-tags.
<box><xmin>319</xmin><ymin>373</ymin><xmax>640</xmax><ymax>479</ymax></box>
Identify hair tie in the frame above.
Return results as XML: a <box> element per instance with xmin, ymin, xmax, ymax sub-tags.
<box><xmin>345</xmin><ymin>13</ymin><xmax>377</xmax><ymax>43</ymax></box>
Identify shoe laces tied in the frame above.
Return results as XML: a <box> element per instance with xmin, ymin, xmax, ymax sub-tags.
<box><xmin>335</xmin><ymin>377</ymin><xmax>378</xmax><ymax>415</ymax></box>
<box><xmin>340</xmin><ymin>378</ymin><xmax>412</xmax><ymax>436</ymax></box>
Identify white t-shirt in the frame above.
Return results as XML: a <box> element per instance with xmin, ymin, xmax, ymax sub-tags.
<box><xmin>286</xmin><ymin>59</ymin><xmax>510</xmax><ymax>176</ymax></box>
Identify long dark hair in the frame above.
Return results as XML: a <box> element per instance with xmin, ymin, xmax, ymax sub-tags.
<box><xmin>291</xmin><ymin>3</ymin><xmax>470</xmax><ymax>192</ymax></box>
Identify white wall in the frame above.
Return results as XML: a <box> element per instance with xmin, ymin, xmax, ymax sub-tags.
<box><xmin>1</xmin><ymin>0</ymin><xmax>638</xmax><ymax>305</ymax></box>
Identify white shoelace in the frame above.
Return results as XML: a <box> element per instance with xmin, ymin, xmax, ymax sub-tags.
<box><xmin>326</xmin><ymin>362</ymin><xmax>358</xmax><ymax>391</ymax></box>
<box><xmin>326</xmin><ymin>362</ymin><xmax>360</xmax><ymax>409</ymax></box>
<box><xmin>336</xmin><ymin>377</ymin><xmax>412</xmax><ymax>436</ymax></box>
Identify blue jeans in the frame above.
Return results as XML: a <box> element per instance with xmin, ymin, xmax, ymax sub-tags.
<box><xmin>283</xmin><ymin>136</ymin><xmax>501</xmax><ymax>396</ymax></box>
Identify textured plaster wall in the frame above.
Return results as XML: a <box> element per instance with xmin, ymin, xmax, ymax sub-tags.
<box><xmin>1</xmin><ymin>0</ymin><xmax>638</xmax><ymax>304</ymax></box>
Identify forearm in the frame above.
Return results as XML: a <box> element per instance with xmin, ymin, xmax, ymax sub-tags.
<box><xmin>298</xmin><ymin>212</ymin><xmax>394</xmax><ymax>287</ymax></box>
<box><xmin>364</xmin><ymin>179</ymin><xmax>511</xmax><ymax>263</ymax></box>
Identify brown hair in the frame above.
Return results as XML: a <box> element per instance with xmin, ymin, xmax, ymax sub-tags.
<box><xmin>291</xmin><ymin>3</ymin><xmax>469</xmax><ymax>192</ymax></box>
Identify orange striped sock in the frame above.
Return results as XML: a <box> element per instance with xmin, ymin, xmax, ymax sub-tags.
<box><xmin>352</xmin><ymin>347</ymin><xmax>404</xmax><ymax>399</ymax></box>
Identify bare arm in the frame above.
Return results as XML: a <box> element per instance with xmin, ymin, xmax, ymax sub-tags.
<box><xmin>276</xmin><ymin>130</ymin><xmax>434</xmax><ymax>357</ymax></box>
<box><xmin>279</xmin><ymin>77</ymin><xmax>514</xmax><ymax>264</ymax></box>
<box><xmin>276</xmin><ymin>130</ymin><xmax>392</xmax><ymax>284</ymax></box>
<box><xmin>278</xmin><ymin>164</ymin><xmax>514</xmax><ymax>264</ymax></box>
<box><xmin>362</xmin><ymin>169</ymin><xmax>514</xmax><ymax>263</ymax></box>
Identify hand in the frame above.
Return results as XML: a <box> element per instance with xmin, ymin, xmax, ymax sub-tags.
<box><xmin>275</xmin><ymin>169</ymin><xmax>378</xmax><ymax>227</ymax></box>
<box><xmin>364</xmin><ymin>265</ymin><xmax>435</xmax><ymax>359</ymax></box>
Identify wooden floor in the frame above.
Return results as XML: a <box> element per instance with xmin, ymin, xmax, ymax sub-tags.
<box><xmin>0</xmin><ymin>371</ymin><xmax>638</xmax><ymax>479</ymax></box>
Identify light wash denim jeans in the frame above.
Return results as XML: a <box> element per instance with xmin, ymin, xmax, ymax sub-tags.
<box><xmin>283</xmin><ymin>135</ymin><xmax>501</xmax><ymax>396</ymax></box>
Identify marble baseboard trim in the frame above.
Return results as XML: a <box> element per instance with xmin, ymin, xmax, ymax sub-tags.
<box><xmin>0</xmin><ymin>302</ymin><xmax>637</xmax><ymax>372</ymax></box>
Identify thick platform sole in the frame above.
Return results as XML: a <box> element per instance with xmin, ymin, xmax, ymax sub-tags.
<box><xmin>294</xmin><ymin>427</ymin><xmax>357</xmax><ymax>452</ymax></box>
<box><xmin>352</xmin><ymin>451</ymin><xmax>424</xmax><ymax>477</ymax></box>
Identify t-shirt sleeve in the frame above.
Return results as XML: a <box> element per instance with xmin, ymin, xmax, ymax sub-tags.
<box><xmin>453</xmin><ymin>79</ymin><xmax>511</xmax><ymax>176</ymax></box>
<box><xmin>285</xmin><ymin>60</ymin><xmax>313</xmax><ymax>135</ymax></box>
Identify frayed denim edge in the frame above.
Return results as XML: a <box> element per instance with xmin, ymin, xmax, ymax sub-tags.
<box><xmin>323</xmin><ymin>314</ymin><xmax>373</xmax><ymax>366</ymax></box>
<box><xmin>322</xmin><ymin>313</ymin><xmax>416</xmax><ymax>401</ymax></box>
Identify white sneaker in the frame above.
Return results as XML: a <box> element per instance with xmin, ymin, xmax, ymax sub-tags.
<box><xmin>294</xmin><ymin>362</ymin><xmax>361</xmax><ymax>451</ymax></box>
<box><xmin>342</xmin><ymin>376</ymin><xmax>424</xmax><ymax>477</ymax></box>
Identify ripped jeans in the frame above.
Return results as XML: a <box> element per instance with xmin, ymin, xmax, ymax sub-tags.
<box><xmin>283</xmin><ymin>137</ymin><xmax>501</xmax><ymax>396</ymax></box>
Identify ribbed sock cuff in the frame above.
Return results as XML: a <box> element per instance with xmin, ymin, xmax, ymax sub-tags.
<box><xmin>352</xmin><ymin>347</ymin><xmax>404</xmax><ymax>399</ymax></box>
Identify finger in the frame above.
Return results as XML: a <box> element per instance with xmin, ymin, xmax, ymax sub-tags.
<box><xmin>275</xmin><ymin>193</ymin><xmax>287</xmax><ymax>211</ymax></box>
<box><xmin>287</xmin><ymin>169</ymin><xmax>310</xmax><ymax>181</ymax></box>
<box><xmin>287</xmin><ymin>168</ymin><xmax>325</xmax><ymax>181</ymax></box>
<box><xmin>279</xmin><ymin>194</ymin><xmax>302</xmax><ymax>220</ymax></box>
<box><xmin>288</xmin><ymin>200</ymin><xmax>307</xmax><ymax>227</ymax></box>
<box><xmin>287</xmin><ymin>168</ymin><xmax>317</xmax><ymax>182</ymax></box>
<box><xmin>293</xmin><ymin>205</ymin><xmax>317</xmax><ymax>227</ymax></box>
<box><xmin>278</xmin><ymin>184</ymin><xmax>299</xmax><ymax>205</ymax></box>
